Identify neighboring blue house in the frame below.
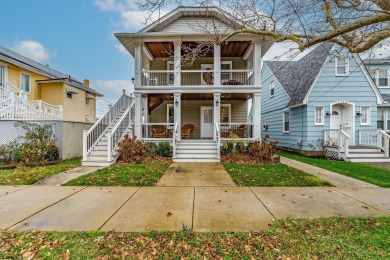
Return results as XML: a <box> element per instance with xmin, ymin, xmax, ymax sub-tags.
<box><xmin>261</xmin><ymin>42</ymin><xmax>390</xmax><ymax>162</ymax></box>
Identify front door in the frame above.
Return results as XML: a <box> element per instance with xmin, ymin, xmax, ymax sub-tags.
<box><xmin>331</xmin><ymin>105</ymin><xmax>354</xmax><ymax>145</ymax></box>
<box><xmin>200</xmin><ymin>106</ymin><xmax>213</xmax><ymax>138</ymax></box>
<box><xmin>331</xmin><ymin>108</ymin><xmax>342</xmax><ymax>130</ymax></box>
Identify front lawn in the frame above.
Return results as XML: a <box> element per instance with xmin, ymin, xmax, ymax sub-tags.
<box><xmin>0</xmin><ymin>217</ymin><xmax>389</xmax><ymax>259</ymax></box>
<box><xmin>224</xmin><ymin>163</ymin><xmax>331</xmax><ymax>186</ymax></box>
<box><xmin>0</xmin><ymin>157</ymin><xmax>81</xmax><ymax>185</ymax></box>
<box><xmin>63</xmin><ymin>163</ymin><xmax>170</xmax><ymax>186</ymax></box>
<box><xmin>280</xmin><ymin>151</ymin><xmax>390</xmax><ymax>187</ymax></box>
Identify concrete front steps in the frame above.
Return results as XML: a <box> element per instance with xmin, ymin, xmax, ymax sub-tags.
<box><xmin>344</xmin><ymin>146</ymin><xmax>390</xmax><ymax>163</ymax></box>
<box><xmin>173</xmin><ymin>140</ymin><xmax>220</xmax><ymax>162</ymax></box>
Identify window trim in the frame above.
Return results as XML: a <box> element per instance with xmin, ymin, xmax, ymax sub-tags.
<box><xmin>66</xmin><ymin>91</ymin><xmax>74</xmax><ymax>100</ymax></box>
<box><xmin>167</xmin><ymin>61</ymin><xmax>174</xmax><ymax>86</ymax></box>
<box><xmin>360</xmin><ymin>106</ymin><xmax>371</xmax><ymax>125</ymax></box>
<box><xmin>377</xmin><ymin>69</ymin><xmax>390</xmax><ymax>88</ymax></box>
<box><xmin>314</xmin><ymin>106</ymin><xmax>325</xmax><ymax>126</ymax></box>
<box><xmin>269</xmin><ymin>81</ymin><xmax>275</xmax><ymax>97</ymax></box>
<box><xmin>283</xmin><ymin>111</ymin><xmax>290</xmax><ymax>133</ymax></box>
<box><xmin>335</xmin><ymin>56</ymin><xmax>349</xmax><ymax>76</ymax></box>
<box><xmin>167</xmin><ymin>104</ymin><xmax>174</xmax><ymax>123</ymax></box>
<box><xmin>0</xmin><ymin>62</ymin><xmax>8</xmax><ymax>88</ymax></box>
<box><xmin>20</xmin><ymin>72</ymin><xmax>31</xmax><ymax>93</ymax></box>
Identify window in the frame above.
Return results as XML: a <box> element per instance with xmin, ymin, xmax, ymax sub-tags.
<box><xmin>220</xmin><ymin>105</ymin><xmax>231</xmax><ymax>123</ymax></box>
<box><xmin>378</xmin><ymin>108</ymin><xmax>385</xmax><ymax>130</ymax></box>
<box><xmin>269</xmin><ymin>81</ymin><xmax>275</xmax><ymax>97</ymax></box>
<box><xmin>21</xmin><ymin>73</ymin><xmax>30</xmax><ymax>92</ymax></box>
<box><xmin>283</xmin><ymin>111</ymin><xmax>290</xmax><ymax>132</ymax></box>
<box><xmin>361</xmin><ymin>106</ymin><xmax>370</xmax><ymax>125</ymax></box>
<box><xmin>66</xmin><ymin>92</ymin><xmax>73</xmax><ymax>99</ymax></box>
<box><xmin>167</xmin><ymin>61</ymin><xmax>174</xmax><ymax>85</ymax></box>
<box><xmin>221</xmin><ymin>61</ymin><xmax>232</xmax><ymax>83</ymax></box>
<box><xmin>378</xmin><ymin>69</ymin><xmax>389</xmax><ymax>87</ymax></box>
<box><xmin>85</xmin><ymin>98</ymin><xmax>90</xmax><ymax>105</ymax></box>
<box><xmin>314</xmin><ymin>107</ymin><xmax>324</xmax><ymax>125</ymax></box>
<box><xmin>167</xmin><ymin>104</ymin><xmax>174</xmax><ymax>123</ymax></box>
<box><xmin>335</xmin><ymin>57</ymin><xmax>349</xmax><ymax>76</ymax></box>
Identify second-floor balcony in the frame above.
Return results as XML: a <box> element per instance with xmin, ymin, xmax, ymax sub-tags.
<box><xmin>141</xmin><ymin>69</ymin><xmax>254</xmax><ymax>87</ymax></box>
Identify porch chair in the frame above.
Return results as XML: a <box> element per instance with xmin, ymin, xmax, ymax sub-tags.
<box><xmin>181</xmin><ymin>124</ymin><xmax>195</xmax><ymax>139</ymax></box>
<box><xmin>234</xmin><ymin>124</ymin><xmax>247</xmax><ymax>138</ymax></box>
<box><xmin>151</xmin><ymin>125</ymin><xmax>170</xmax><ymax>138</ymax></box>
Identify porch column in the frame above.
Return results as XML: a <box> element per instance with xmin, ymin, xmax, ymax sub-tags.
<box><xmin>253</xmin><ymin>39</ymin><xmax>262</xmax><ymax>87</ymax></box>
<box><xmin>142</xmin><ymin>94</ymin><xmax>148</xmax><ymax>137</ymax></box>
<box><xmin>213</xmin><ymin>44</ymin><xmax>221</xmax><ymax>87</ymax></box>
<box><xmin>174</xmin><ymin>92</ymin><xmax>181</xmax><ymax>140</ymax></box>
<box><xmin>252</xmin><ymin>92</ymin><xmax>261</xmax><ymax>140</ymax></box>
<box><xmin>214</xmin><ymin>93</ymin><xmax>221</xmax><ymax>141</ymax></box>
<box><xmin>134</xmin><ymin>39</ymin><xmax>143</xmax><ymax>89</ymax></box>
<box><xmin>134</xmin><ymin>92</ymin><xmax>142</xmax><ymax>138</ymax></box>
<box><xmin>173</xmin><ymin>38</ymin><xmax>181</xmax><ymax>87</ymax></box>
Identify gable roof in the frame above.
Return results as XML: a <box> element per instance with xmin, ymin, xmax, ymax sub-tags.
<box><xmin>138</xmin><ymin>6</ymin><xmax>243</xmax><ymax>34</ymax></box>
<box><xmin>265</xmin><ymin>42</ymin><xmax>334</xmax><ymax>106</ymax></box>
<box><xmin>0</xmin><ymin>45</ymin><xmax>102</xmax><ymax>96</ymax></box>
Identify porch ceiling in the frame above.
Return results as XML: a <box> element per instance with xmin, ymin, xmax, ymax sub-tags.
<box><xmin>144</xmin><ymin>41</ymin><xmax>251</xmax><ymax>58</ymax></box>
<box><xmin>147</xmin><ymin>93</ymin><xmax>252</xmax><ymax>101</ymax></box>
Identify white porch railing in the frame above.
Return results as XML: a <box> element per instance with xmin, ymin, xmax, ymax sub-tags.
<box><xmin>338</xmin><ymin>130</ymin><xmax>351</xmax><ymax>160</ymax></box>
<box><xmin>220</xmin><ymin>123</ymin><xmax>253</xmax><ymax>139</ymax></box>
<box><xmin>324</xmin><ymin>129</ymin><xmax>340</xmax><ymax>146</ymax></box>
<box><xmin>324</xmin><ymin>129</ymin><xmax>351</xmax><ymax>159</ymax></box>
<box><xmin>0</xmin><ymin>82</ymin><xmax>62</xmax><ymax>120</ymax></box>
<box><xmin>181</xmin><ymin>70</ymin><xmax>214</xmax><ymax>86</ymax></box>
<box><xmin>142</xmin><ymin>70</ymin><xmax>174</xmax><ymax>86</ymax></box>
<box><xmin>378</xmin><ymin>130</ymin><xmax>390</xmax><ymax>157</ymax></box>
<box><xmin>215</xmin><ymin>122</ymin><xmax>221</xmax><ymax>159</ymax></box>
<box><xmin>221</xmin><ymin>70</ymin><xmax>254</xmax><ymax>85</ymax></box>
<box><xmin>83</xmin><ymin>91</ymin><xmax>132</xmax><ymax>161</ymax></box>
<box><xmin>358</xmin><ymin>129</ymin><xmax>378</xmax><ymax>146</ymax></box>
<box><xmin>141</xmin><ymin>123</ymin><xmax>175</xmax><ymax>139</ymax></box>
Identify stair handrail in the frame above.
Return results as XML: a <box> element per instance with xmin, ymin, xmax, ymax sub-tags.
<box><xmin>107</xmin><ymin>99</ymin><xmax>135</xmax><ymax>161</ymax></box>
<box><xmin>338</xmin><ymin>130</ymin><xmax>351</xmax><ymax>160</ymax></box>
<box><xmin>173</xmin><ymin>122</ymin><xmax>179</xmax><ymax>158</ymax></box>
<box><xmin>215</xmin><ymin>122</ymin><xmax>220</xmax><ymax>159</ymax></box>
<box><xmin>83</xmin><ymin>90</ymin><xmax>132</xmax><ymax>161</ymax></box>
<box><xmin>6</xmin><ymin>82</ymin><xmax>20</xmax><ymax>94</ymax></box>
<box><xmin>378</xmin><ymin>130</ymin><xmax>390</xmax><ymax>157</ymax></box>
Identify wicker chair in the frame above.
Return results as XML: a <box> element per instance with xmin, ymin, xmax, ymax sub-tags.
<box><xmin>202</xmin><ymin>68</ymin><xmax>214</xmax><ymax>85</ymax></box>
<box><xmin>151</xmin><ymin>125</ymin><xmax>169</xmax><ymax>138</ymax></box>
<box><xmin>234</xmin><ymin>125</ymin><xmax>247</xmax><ymax>138</ymax></box>
<box><xmin>181</xmin><ymin>124</ymin><xmax>195</xmax><ymax>139</ymax></box>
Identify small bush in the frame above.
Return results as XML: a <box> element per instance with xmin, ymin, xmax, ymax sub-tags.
<box><xmin>156</xmin><ymin>142</ymin><xmax>171</xmax><ymax>157</ymax></box>
<box><xmin>236</xmin><ymin>141</ymin><xmax>246</xmax><ymax>154</ymax></box>
<box><xmin>118</xmin><ymin>135</ymin><xmax>146</xmax><ymax>163</ymax></box>
<box><xmin>145</xmin><ymin>142</ymin><xmax>157</xmax><ymax>157</ymax></box>
<box><xmin>248</xmin><ymin>135</ymin><xmax>280</xmax><ymax>163</ymax></box>
<box><xmin>221</xmin><ymin>141</ymin><xmax>234</xmax><ymax>155</ymax></box>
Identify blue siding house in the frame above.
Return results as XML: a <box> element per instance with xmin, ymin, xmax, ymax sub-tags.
<box><xmin>261</xmin><ymin>43</ymin><xmax>390</xmax><ymax>162</ymax></box>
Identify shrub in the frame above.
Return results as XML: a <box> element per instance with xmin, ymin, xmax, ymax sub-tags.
<box><xmin>0</xmin><ymin>141</ymin><xmax>20</xmax><ymax>164</ymax></box>
<box><xmin>221</xmin><ymin>141</ymin><xmax>234</xmax><ymax>155</ymax></box>
<box><xmin>236</xmin><ymin>141</ymin><xmax>246</xmax><ymax>154</ymax></box>
<box><xmin>117</xmin><ymin>135</ymin><xmax>145</xmax><ymax>163</ymax></box>
<box><xmin>248</xmin><ymin>135</ymin><xmax>280</xmax><ymax>164</ymax></box>
<box><xmin>145</xmin><ymin>142</ymin><xmax>157</xmax><ymax>157</ymax></box>
<box><xmin>156</xmin><ymin>141</ymin><xmax>171</xmax><ymax>157</ymax></box>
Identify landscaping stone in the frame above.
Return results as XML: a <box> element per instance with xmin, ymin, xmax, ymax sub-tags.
<box><xmin>157</xmin><ymin>163</ymin><xmax>236</xmax><ymax>186</ymax></box>
<box><xmin>101</xmin><ymin>187</ymin><xmax>194</xmax><ymax>232</ymax></box>
<box><xmin>193</xmin><ymin>187</ymin><xmax>273</xmax><ymax>232</ymax></box>
<box><xmin>0</xmin><ymin>186</ymin><xmax>84</xmax><ymax>229</ymax></box>
<box><xmin>251</xmin><ymin>187</ymin><xmax>384</xmax><ymax>219</ymax></box>
<box><xmin>11</xmin><ymin>187</ymin><xmax>139</xmax><ymax>231</ymax></box>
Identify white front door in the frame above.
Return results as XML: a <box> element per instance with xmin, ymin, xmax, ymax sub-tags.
<box><xmin>331</xmin><ymin>108</ymin><xmax>342</xmax><ymax>129</ymax></box>
<box><xmin>331</xmin><ymin>105</ymin><xmax>354</xmax><ymax>145</ymax></box>
<box><xmin>201</xmin><ymin>106</ymin><xmax>213</xmax><ymax>138</ymax></box>
<box><xmin>201</xmin><ymin>64</ymin><xmax>214</xmax><ymax>85</ymax></box>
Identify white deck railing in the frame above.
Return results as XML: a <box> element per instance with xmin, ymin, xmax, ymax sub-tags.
<box><xmin>141</xmin><ymin>123</ymin><xmax>175</xmax><ymax>140</ymax></box>
<box><xmin>220</xmin><ymin>123</ymin><xmax>254</xmax><ymax>139</ymax></box>
<box><xmin>173</xmin><ymin>123</ymin><xmax>179</xmax><ymax>158</ymax></box>
<box><xmin>324</xmin><ymin>129</ymin><xmax>340</xmax><ymax>146</ymax></box>
<box><xmin>221</xmin><ymin>69</ymin><xmax>254</xmax><ymax>85</ymax></box>
<box><xmin>142</xmin><ymin>70</ymin><xmax>174</xmax><ymax>86</ymax></box>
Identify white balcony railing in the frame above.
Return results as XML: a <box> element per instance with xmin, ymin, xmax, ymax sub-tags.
<box><xmin>220</xmin><ymin>123</ymin><xmax>253</xmax><ymax>139</ymax></box>
<box><xmin>221</xmin><ymin>70</ymin><xmax>254</xmax><ymax>85</ymax></box>
<box><xmin>142</xmin><ymin>70</ymin><xmax>174</xmax><ymax>86</ymax></box>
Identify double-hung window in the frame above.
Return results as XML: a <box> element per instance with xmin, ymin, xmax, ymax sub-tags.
<box><xmin>314</xmin><ymin>107</ymin><xmax>324</xmax><ymax>125</ymax></box>
<box><xmin>335</xmin><ymin>57</ymin><xmax>349</xmax><ymax>76</ymax></box>
<box><xmin>283</xmin><ymin>111</ymin><xmax>290</xmax><ymax>133</ymax></box>
<box><xmin>270</xmin><ymin>81</ymin><xmax>275</xmax><ymax>97</ymax></box>
<box><xmin>21</xmin><ymin>73</ymin><xmax>30</xmax><ymax>92</ymax></box>
<box><xmin>378</xmin><ymin>69</ymin><xmax>389</xmax><ymax>87</ymax></box>
<box><xmin>361</xmin><ymin>106</ymin><xmax>370</xmax><ymax>125</ymax></box>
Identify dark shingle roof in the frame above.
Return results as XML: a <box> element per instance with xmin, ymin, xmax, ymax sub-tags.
<box><xmin>265</xmin><ymin>42</ymin><xmax>334</xmax><ymax>106</ymax></box>
<box><xmin>0</xmin><ymin>45</ymin><xmax>102</xmax><ymax>96</ymax></box>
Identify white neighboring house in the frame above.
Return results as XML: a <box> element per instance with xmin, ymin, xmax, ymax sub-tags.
<box><xmin>82</xmin><ymin>6</ymin><xmax>274</xmax><ymax>166</ymax></box>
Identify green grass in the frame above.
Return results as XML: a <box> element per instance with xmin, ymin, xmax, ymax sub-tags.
<box><xmin>63</xmin><ymin>163</ymin><xmax>170</xmax><ymax>186</ymax></box>
<box><xmin>224</xmin><ymin>163</ymin><xmax>331</xmax><ymax>187</ymax></box>
<box><xmin>0</xmin><ymin>157</ymin><xmax>81</xmax><ymax>185</ymax></box>
<box><xmin>280</xmin><ymin>151</ymin><xmax>390</xmax><ymax>188</ymax></box>
<box><xmin>0</xmin><ymin>217</ymin><xmax>389</xmax><ymax>259</ymax></box>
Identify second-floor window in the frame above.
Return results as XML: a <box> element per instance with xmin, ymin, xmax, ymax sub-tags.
<box><xmin>378</xmin><ymin>69</ymin><xmax>389</xmax><ymax>87</ymax></box>
<box><xmin>66</xmin><ymin>92</ymin><xmax>73</xmax><ymax>99</ymax></box>
<box><xmin>335</xmin><ymin>57</ymin><xmax>349</xmax><ymax>76</ymax></box>
<box><xmin>270</xmin><ymin>81</ymin><xmax>275</xmax><ymax>97</ymax></box>
<box><xmin>21</xmin><ymin>73</ymin><xmax>30</xmax><ymax>92</ymax></box>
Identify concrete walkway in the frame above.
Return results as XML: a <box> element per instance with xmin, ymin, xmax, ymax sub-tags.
<box><xmin>33</xmin><ymin>166</ymin><xmax>104</xmax><ymax>186</ymax></box>
<box><xmin>157</xmin><ymin>163</ymin><xmax>236</xmax><ymax>187</ymax></box>
<box><xmin>0</xmin><ymin>185</ymin><xmax>388</xmax><ymax>232</ymax></box>
<box><xmin>280</xmin><ymin>157</ymin><xmax>378</xmax><ymax>187</ymax></box>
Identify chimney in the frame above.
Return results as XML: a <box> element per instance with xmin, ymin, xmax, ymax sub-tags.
<box><xmin>84</xmin><ymin>79</ymin><xmax>90</xmax><ymax>87</ymax></box>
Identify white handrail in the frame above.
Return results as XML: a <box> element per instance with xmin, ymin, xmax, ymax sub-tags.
<box><xmin>378</xmin><ymin>130</ymin><xmax>390</xmax><ymax>157</ymax></box>
<box><xmin>215</xmin><ymin>122</ymin><xmax>220</xmax><ymax>159</ymax></box>
<box><xmin>173</xmin><ymin>123</ymin><xmax>179</xmax><ymax>158</ymax></box>
<box><xmin>338</xmin><ymin>130</ymin><xmax>351</xmax><ymax>160</ymax></box>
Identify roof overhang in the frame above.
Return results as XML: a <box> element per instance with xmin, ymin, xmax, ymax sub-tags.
<box><xmin>36</xmin><ymin>79</ymin><xmax>103</xmax><ymax>97</ymax></box>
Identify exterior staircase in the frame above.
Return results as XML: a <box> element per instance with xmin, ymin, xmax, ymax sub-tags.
<box><xmin>173</xmin><ymin>140</ymin><xmax>220</xmax><ymax>162</ymax></box>
<box><xmin>344</xmin><ymin>146</ymin><xmax>390</xmax><ymax>163</ymax></box>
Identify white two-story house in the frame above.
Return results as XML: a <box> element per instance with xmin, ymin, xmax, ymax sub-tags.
<box><xmin>82</xmin><ymin>6</ymin><xmax>273</xmax><ymax>165</ymax></box>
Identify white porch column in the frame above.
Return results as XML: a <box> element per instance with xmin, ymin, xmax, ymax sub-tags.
<box><xmin>213</xmin><ymin>44</ymin><xmax>221</xmax><ymax>86</ymax></box>
<box><xmin>173</xmin><ymin>38</ymin><xmax>181</xmax><ymax>87</ymax></box>
<box><xmin>134</xmin><ymin>39</ymin><xmax>143</xmax><ymax>89</ymax></box>
<box><xmin>134</xmin><ymin>92</ymin><xmax>142</xmax><ymax>138</ymax></box>
<box><xmin>174</xmin><ymin>93</ymin><xmax>182</xmax><ymax>140</ymax></box>
<box><xmin>253</xmin><ymin>39</ymin><xmax>262</xmax><ymax>86</ymax></box>
<box><xmin>214</xmin><ymin>93</ymin><xmax>221</xmax><ymax>141</ymax></box>
<box><xmin>142</xmin><ymin>94</ymin><xmax>148</xmax><ymax>138</ymax></box>
<box><xmin>252</xmin><ymin>92</ymin><xmax>261</xmax><ymax>140</ymax></box>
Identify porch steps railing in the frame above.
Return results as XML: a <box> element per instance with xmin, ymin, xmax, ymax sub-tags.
<box><xmin>82</xmin><ymin>91</ymin><xmax>134</xmax><ymax>166</ymax></box>
<box><xmin>0</xmin><ymin>82</ymin><xmax>62</xmax><ymax>120</ymax></box>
